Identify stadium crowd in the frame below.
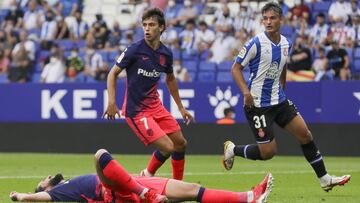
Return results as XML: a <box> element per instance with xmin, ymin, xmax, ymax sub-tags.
<box><xmin>0</xmin><ymin>0</ymin><xmax>359</xmax><ymax>83</ymax></box>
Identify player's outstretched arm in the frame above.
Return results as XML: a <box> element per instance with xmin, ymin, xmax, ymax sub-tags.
<box><xmin>104</xmin><ymin>65</ymin><xmax>122</xmax><ymax>120</ymax></box>
<box><xmin>165</xmin><ymin>73</ymin><xmax>193</xmax><ymax>125</ymax></box>
<box><xmin>231</xmin><ymin>62</ymin><xmax>254</xmax><ymax>107</ymax></box>
<box><xmin>10</xmin><ymin>191</ymin><xmax>52</xmax><ymax>202</ymax></box>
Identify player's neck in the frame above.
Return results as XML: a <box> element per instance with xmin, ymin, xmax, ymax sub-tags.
<box><xmin>145</xmin><ymin>39</ymin><xmax>161</xmax><ymax>50</ymax></box>
<box><xmin>265</xmin><ymin>31</ymin><xmax>280</xmax><ymax>44</ymax></box>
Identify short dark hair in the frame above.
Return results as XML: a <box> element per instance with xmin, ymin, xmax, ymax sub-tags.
<box><xmin>224</xmin><ymin>107</ymin><xmax>234</xmax><ymax>116</ymax></box>
<box><xmin>142</xmin><ymin>8</ymin><xmax>166</xmax><ymax>27</ymax></box>
<box><xmin>261</xmin><ymin>2</ymin><xmax>283</xmax><ymax>17</ymax></box>
<box><xmin>317</xmin><ymin>12</ymin><xmax>325</xmax><ymax>18</ymax></box>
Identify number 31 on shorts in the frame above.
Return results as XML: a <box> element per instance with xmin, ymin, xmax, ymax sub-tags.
<box><xmin>253</xmin><ymin>115</ymin><xmax>267</xmax><ymax>128</ymax></box>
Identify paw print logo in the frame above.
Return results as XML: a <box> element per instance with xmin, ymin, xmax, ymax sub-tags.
<box><xmin>208</xmin><ymin>86</ymin><xmax>240</xmax><ymax>119</ymax></box>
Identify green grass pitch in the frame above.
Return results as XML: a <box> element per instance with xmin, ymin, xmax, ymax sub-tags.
<box><xmin>0</xmin><ymin>153</ymin><xmax>359</xmax><ymax>202</ymax></box>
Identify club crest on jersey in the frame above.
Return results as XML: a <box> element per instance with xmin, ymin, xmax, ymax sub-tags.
<box><xmin>283</xmin><ymin>48</ymin><xmax>288</xmax><ymax>56</ymax></box>
<box><xmin>159</xmin><ymin>55</ymin><xmax>166</xmax><ymax>66</ymax></box>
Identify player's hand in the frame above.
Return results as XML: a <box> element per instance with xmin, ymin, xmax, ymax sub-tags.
<box><xmin>103</xmin><ymin>103</ymin><xmax>120</xmax><ymax>120</ymax></box>
<box><xmin>244</xmin><ymin>92</ymin><xmax>254</xmax><ymax>108</ymax></box>
<box><xmin>179</xmin><ymin>108</ymin><xmax>194</xmax><ymax>125</ymax></box>
<box><xmin>10</xmin><ymin>191</ymin><xmax>19</xmax><ymax>201</ymax></box>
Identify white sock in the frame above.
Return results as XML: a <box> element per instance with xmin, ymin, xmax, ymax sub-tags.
<box><xmin>139</xmin><ymin>188</ymin><xmax>149</xmax><ymax>199</ymax></box>
<box><xmin>143</xmin><ymin>169</ymin><xmax>153</xmax><ymax>176</ymax></box>
<box><xmin>247</xmin><ymin>191</ymin><xmax>254</xmax><ymax>202</ymax></box>
<box><xmin>320</xmin><ymin>174</ymin><xmax>332</xmax><ymax>185</ymax></box>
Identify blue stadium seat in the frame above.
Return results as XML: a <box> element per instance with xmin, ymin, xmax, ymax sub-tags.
<box><xmin>217</xmin><ymin>60</ymin><xmax>233</xmax><ymax>71</ymax></box>
<box><xmin>354</xmin><ymin>48</ymin><xmax>360</xmax><ymax>59</ymax></box>
<box><xmin>217</xmin><ymin>71</ymin><xmax>232</xmax><ymax>82</ymax></box>
<box><xmin>182</xmin><ymin>51</ymin><xmax>198</xmax><ymax>61</ymax></box>
<box><xmin>172</xmin><ymin>49</ymin><xmax>181</xmax><ymax>60</ymax></box>
<box><xmin>188</xmin><ymin>71</ymin><xmax>196</xmax><ymax>81</ymax></box>
<box><xmin>0</xmin><ymin>74</ymin><xmax>7</xmax><ymax>83</ymax></box>
<box><xmin>198</xmin><ymin>71</ymin><xmax>215</xmax><ymax>82</ymax></box>
<box><xmin>97</xmin><ymin>50</ymin><xmax>109</xmax><ymax>61</ymax></box>
<box><xmin>313</xmin><ymin>2</ymin><xmax>331</xmax><ymax>12</ymax></box>
<box><xmin>31</xmin><ymin>73</ymin><xmax>42</xmax><ymax>83</ymax></box>
<box><xmin>55</xmin><ymin>40</ymin><xmax>75</xmax><ymax>51</ymax></box>
<box><xmin>280</xmin><ymin>25</ymin><xmax>293</xmax><ymax>38</ymax></box>
<box><xmin>182</xmin><ymin>60</ymin><xmax>198</xmax><ymax>72</ymax></box>
<box><xmin>199</xmin><ymin>50</ymin><xmax>210</xmax><ymax>60</ymax></box>
<box><xmin>34</xmin><ymin>63</ymin><xmax>42</xmax><ymax>73</ymax></box>
<box><xmin>74</xmin><ymin>40</ymin><xmax>86</xmax><ymax>49</ymax></box>
<box><xmin>108</xmin><ymin>50</ymin><xmax>119</xmax><ymax>61</ymax></box>
<box><xmin>199</xmin><ymin>61</ymin><xmax>217</xmax><ymax>71</ymax></box>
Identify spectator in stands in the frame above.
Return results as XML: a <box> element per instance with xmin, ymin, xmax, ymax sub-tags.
<box><xmin>209</xmin><ymin>25</ymin><xmax>236</xmax><ymax>64</ymax></box>
<box><xmin>214</xmin><ymin>4</ymin><xmax>233</xmax><ymax>32</ymax></box>
<box><xmin>164</xmin><ymin>0</ymin><xmax>180</xmax><ymax>25</ymax></box>
<box><xmin>278</xmin><ymin>0</ymin><xmax>289</xmax><ymax>17</ymax></box>
<box><xmin>308</xmin><ymin>13</ymin><xmax>330</xmax><ymax>48</ymax></box>
<box><xmin>353</xmin><ymin>14</ymin><xmax>360</xmax><ymax>47</ymax></box>
<box><xmin>0</xmin><ymin>48</ymin><xmax>9</xmax><ymax>75</ymax></box>
<box><xmin>88</xmin><ymin>21</ymin><xmax>107</xmax><ymax>50</ymax></box>
<box><xmin>134</xmin><ymin>0</ymin><xmax>150</xmax><ymax>25</ymax></box>
<box><xmin>40</xmin><ymin>51</ymin><xmax>65</xmax><ymax>83</ymax></box>
<box><xmin>327</xmin><ymin>40</ymin><xmax>350</xmax><ymax>80</ymax></box>
<box><xmin>216</xmin><ymin>107</ymin><xmax>235</xmax><ymax>125</ymax></box>
<box><xmin>195</xmin><ymin>21</ymin><xmax>215</xmax><ymax>52</ymax></box>
<box><xmin>8</xmin><ymin>42</ymin><xmax>31</xmax><ymax>82</ymax></box>
<box><xmin>329</xmin><ymin>18</ymin><xmax>356</xmax><ymax>48</ymax></box>
<box><xmin>23</xmin><ymin>0</ymin><xmax>44</xmax><ymax>30</ymax></box>
<box><xmin>84</xmin><ymin>46</ymin><xmax>107</xmax><ymax>81</ymax></box>
<box><xmin>350</xmin><ymin>0</ymin><xmax>360</xmax><ymax>24</ymax></box>
<box><xmin>173</xmin><ymin>59</ymin><xmax>191</xmax><ymax>82</ymax></box>
<box><xmin>106</xmin><ymin>21</ymin><xmax>122</xmax><ymax>51</ymax></box>
<box><xmin>119</xmin><ymin>30</ymin><xmax>134</xmax><ymax>50</ymax></box>
<box><xmin>329</xmin><ymin>0</ymin><xmax>352</xmax><ymax>24</ymax></box>
<box><xmin>55</xmin><ymin>16</ymin><xmax>70</xmax><ymax>39</ymax></box>
<box><xmin>312</xmin><ymin>47</ymin><xmax>331</xmax><ymax>81</ymax></box>
<box><xmin>12</xmin><ymin>30</ymin><xmax>36</xmax><ymax>63</ymax></box>
<box><xmin>234</xmin><ymin>5</ymin><xmax>253</xmax><ymax>34</ymax></box>
<box><xmin>2</xmin><ymin>0</ymin><xmax>24</xmax><ymax>31</ymax></box>
<box><xmin>0</xmin><ymin>30</ymin><xmax>13</xmax><ymax>58</ymax></box>
<box><xmin>160</xmin><ymin>24</ymin><xmax>179</xmax><ymax>50</ymax></box>
<box><xmin>232</xmin><ymin>28</ymin><xmax>249</xmax><ymax>59</ymax></box>
<box><xmin>65</xmin><ymin>47</ymin><xmax>84</xmax><ymax>82</ymax></box>
<box><xmin>288</xmin><ymin>36</ymin><xmax>312</xmax><ymax>72</ymax></box>
<box><xmin>40</xmin><ymin>9</ymin><xmax>58</xmax><ymax>49</ymax></box>
<box><xmin>179</xmin><ymin>19</ymin><xmax>197</xmax><ymax>55</ymax></box>
<box><xmin>42</xmin><ymin>43</ymin><xmax>60</xmax><ymax>68</ymax></box>
<box><xmin>289</xmin><ymin>0</ymin><xmax>310</xmax><ymax>23</ymax></box>
<box><xmin>177</xmin><ymin>0</ymin><xmax>197</xmax><ymax>25</ymax></box>
<box><xmin>66</xmin><ymin>10</ymin><xmax>88</xmax><ymax>40</ymax></box>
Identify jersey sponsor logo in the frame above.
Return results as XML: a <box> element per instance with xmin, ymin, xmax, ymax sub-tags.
<box><xmin>208</xmin><ymin>86</ymin><xmax>240</xmax><ymax>119</ymax></box>
<box><xmin>238</xmin><ymin>47</ymin><xmax>247</xmax><ymax>58</ymax></box>
<box><xmin>137</xmin><ymin>68</ymin><xmax>161</xmax><ymax>78</ymax></box>
<box><xmin>116</xmin><ymin>48</ymin><xmax>127</xmax><ymax>63</ymax></box>
<box><xmin>265</xmin><ymin>62</ymin><xmax>280</xmax><ymax>80</ymax></box>
<box><xmin>159</xmin><ymin>55</ymin><xmax>166</xmax><ymax>66</ymax></box>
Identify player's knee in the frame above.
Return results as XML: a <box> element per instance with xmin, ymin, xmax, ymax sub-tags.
<box><xmin>261</xmin><ymin>149</ymin><xmax>276</xmax><ymax>160</ymax></box>
<box><xmin>94</xmin><ymin>149</ymin><xmax>109</xmax><ymax>161</ymax></box>
<box><xmin>299</xmin><ymin>130</ymin><xmax>313</xmax><ymax>144</ymax></box>
<box><xmin>161</xmin><ymin>142</ymin><xmax>176</xmax><ymax>154</ymax></box>
<box><xmin>175</xmin><ymin>139</ymin><xmax>187</xmax><ymax>152</ymax></box>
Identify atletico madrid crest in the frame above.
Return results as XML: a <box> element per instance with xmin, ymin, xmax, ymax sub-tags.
<box><xmin>159</xmin><ymin>55</ymin><xmax>166</xmax><ymax>66</ymax></box>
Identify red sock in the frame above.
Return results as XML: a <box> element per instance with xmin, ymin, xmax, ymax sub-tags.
<box><xmin>171</xmin><ymin>159</ymin><xmax>185</xmax><ymax>180</ymax></box>
<box><xmin>147</xmin><ymin>150</ymin><xmax>168</xmax><ymax>175</ymax></box>
<box><xmin>171</xmin><ymin>151</ymin><xmax>185</xmax><ymax>180</ymax></box>
<box><xmin>200</xmin><ymin>188</ymin><xmax>248</xmax><ymax>203</ymax></box>
<box><xmin>103</xmin><ymin>160</ymin><xmax>145</xmax><ymax>195</ymax></box>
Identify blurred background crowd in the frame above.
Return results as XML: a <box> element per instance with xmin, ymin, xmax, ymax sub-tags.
<box><xmin>0</xmin><ymin>0</ymin><xmax>359</xmax><ymax>84</ymax></box>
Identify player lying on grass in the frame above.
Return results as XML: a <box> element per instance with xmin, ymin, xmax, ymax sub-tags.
<box><xmin>10</xmin><ymin>149</ymin><xmax>273</xmax><ymax>203</ymax></box>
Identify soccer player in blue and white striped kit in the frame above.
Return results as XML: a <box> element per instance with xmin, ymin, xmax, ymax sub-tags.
<box><xmin>222</xmin><ymin>2</ymin><xmax>350</xmax><ymax>192</ymax></box>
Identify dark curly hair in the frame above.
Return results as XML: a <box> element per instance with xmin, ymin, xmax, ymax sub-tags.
<box><xmin>142</xmin><ymin>7</ymin><xmax>166</xmax><ymax>32</ymax></box>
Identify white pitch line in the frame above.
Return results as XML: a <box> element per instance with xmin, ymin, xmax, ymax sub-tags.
<box><xmin>0</xmin><ymin>169</ymin><xmax>358</xmax><ymax>179</ymax></box>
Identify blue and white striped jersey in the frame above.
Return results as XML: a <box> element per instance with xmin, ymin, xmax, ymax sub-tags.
<box><xmin>235</xmin><ymin>32</ymin><xmax>292</xmax><ymax>108</ymax></box>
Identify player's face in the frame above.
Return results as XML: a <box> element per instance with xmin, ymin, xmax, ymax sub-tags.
<box><xmin>262</xmin><ymin>10</ymin><xmax>282</xmax><ymax>34</ymax></box>
<box><xmin>36</xmin><ymin>175</ymin><xmax>52</xmax><ymax>191</ymax></box>
<box><xmin>142</xmin><ymin>17</ymin><xmax>164</xmax><ymax>42</ymax></box>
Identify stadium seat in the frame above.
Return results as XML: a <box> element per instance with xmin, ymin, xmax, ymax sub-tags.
<box><xmin>31</xmin><ymin>73</ymin><xmax>42</xmax><ymax>83</ymax></box>
<box><xmin>354</xmin><ymin>48</ymin><xmax>360</xmax><ymax>59</ymax></box>
<box><xmin>217</xmin><ymin>71</ymin><xmax>232</xmax><ymax>82</ymax></box>
<box><xmin>217</xmin><ymin>60</ymin><xmax>233</xmax><ymax>71</ymax></box>
<box><xmin>199</xmin><ymin>61</ymin><xmax>217</xmax><ymax>71</ymax></box>
<box><xmin>199</xmin><ymin>50</ymin><xmax>210</xmax><ymax>60</ymax></box>
<box><xmin>313</xmin><ymin>2</ymin><xmax>331</xmax><ymax>12</ymax></box>
<box><xmin>108</xmin><ymin>50</ymin><xmax>120</xmax><ymax>61</ymax></box>
<box><xmin>182</xmin><ymin>60</ymin><xmax>198</xmax><ymax>72</ymax></box>
<box><xmin>0</xmin><ymin>74</ymin><xmax>7</xmax><ymax>83</ymax></box>
<box><xmin>198</xmin><ymin>71</ymin><xmax>216</xmax><ymax>82</ymax></box>
<box><xmin>188</xmin><ymin>71</ymin><xmax>196</xmax><ymax>81</ymax></box>
<box><xmin>280</xmin><ymin>25</ymin><xmax>293</xmax><ymax>39</ymax></box>
<box><xmin>55</xmin><ymin>40</ymin><xmax>75</xmax><ymax>51</ymax></box>
<box><xmin>172</xmin><ymin>49</ymin><xmax>181</xmax><ymax>60</ymax></box>
<box><xmin>182</xmin><ymin>51</ymin><xmax>198</xmax><ymax>61</ymax></box>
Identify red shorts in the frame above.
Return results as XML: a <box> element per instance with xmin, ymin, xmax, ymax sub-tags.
<box><xmin>126</xmin><ymin>106</ymin><xmax>181</xmax><ymax>146</ymax></box>
<box><xmin>103</xmin><ymin>177</ymin><xmax>169</xmax><ymax>203</ymax></box>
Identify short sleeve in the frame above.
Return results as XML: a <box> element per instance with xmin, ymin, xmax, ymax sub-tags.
<box><xmin>235</xmin><ymin>39</ymin><xmax>257</xmax><ymax>67</ymax></box>
<box><xmin>115</xmin><ymin>45</ymin><xmax>136</xmax><ymax>69</ymax></box>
